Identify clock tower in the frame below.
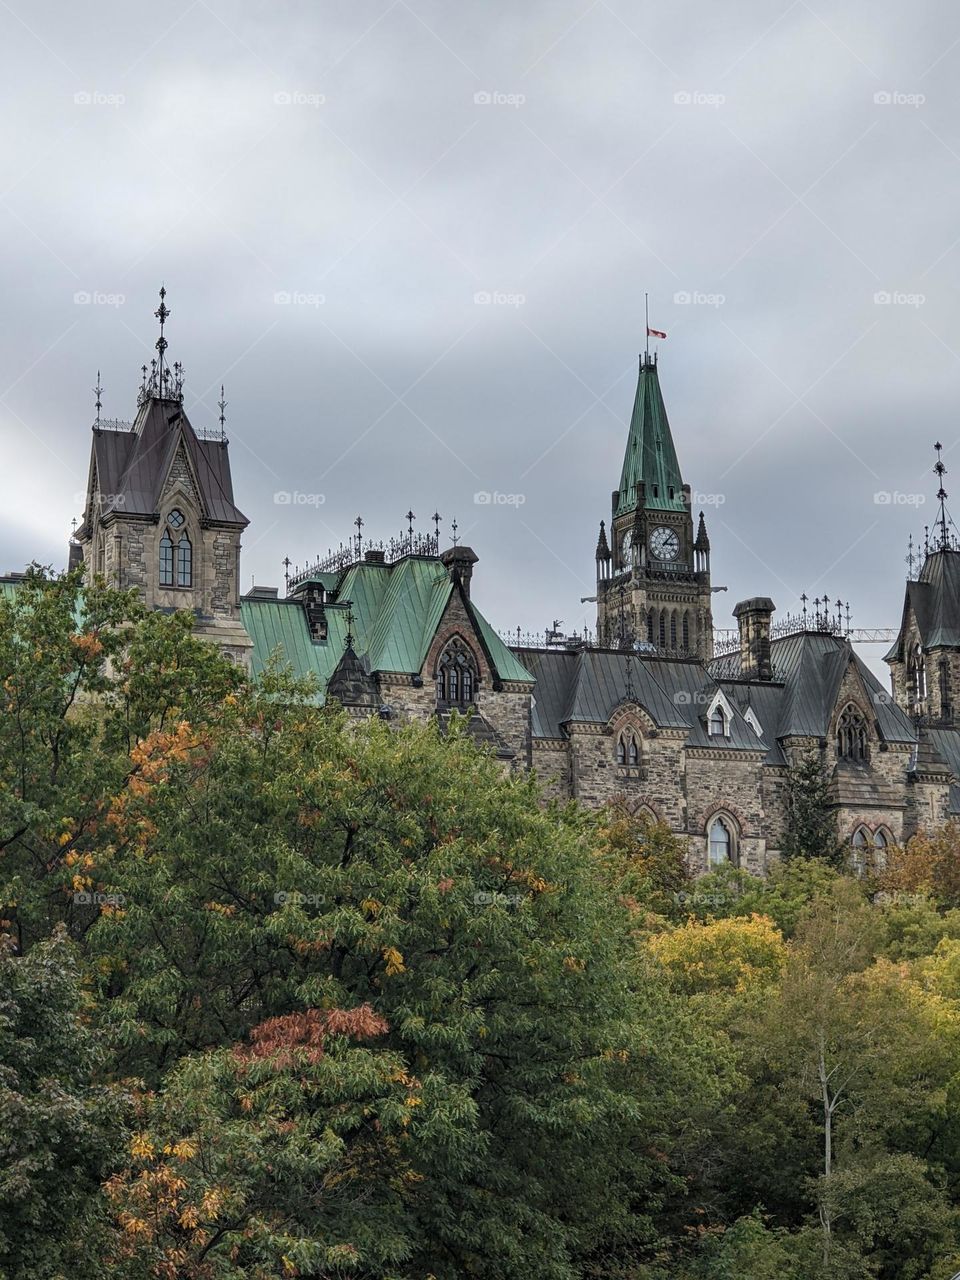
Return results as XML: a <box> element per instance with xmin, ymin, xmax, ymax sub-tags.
<box><xmin>594</xmin><ymin>352</ymin><xmax>714</xmax><ymax>658</ymax></box>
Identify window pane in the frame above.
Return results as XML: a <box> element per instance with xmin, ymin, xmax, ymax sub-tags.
<box><xmin>176</xmin><ymin>535</ymin><xmax>192</xmax><ymax>587</ymax></box>
<box><xmin>159</xmin><ymin>532</ymin><xmax>173</xmax><ymax>586</ymax></box>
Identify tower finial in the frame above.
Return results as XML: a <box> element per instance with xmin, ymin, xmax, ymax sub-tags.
<box><xmin>935</xmin><ymin>441</ymin><xmax>950</xmax><ymax>551</ymax></box>
<box><xmin>451</xmin><ymin>517</ymin><xmax>459</xmax><ymax>547</ymax></box>
<box><xmin>405</xmin><ymin>509</ymin><xmax>415</xmax><ymax>552</ymax></box>
<box><xmin>218</xmin><ymin>384</ymin><xmax>227</xmax><ymax>439</ymax></box>
<box><xmin>154</xmin><ymin>285</ymin><xmax>170</xmax><ymax>394</ymax></box>
<box><xmin>93</xmin><ymin>370</ymin><xmax>102</xmax><ymax>427</ymax></box>
<box><xmin>432</xmin><ymin>510</ymin><xmax>441</xmax><ymax>551</ymax></box>
<box><xmin>354</xmin><ymin>514</ymin><xmax>364</xmax><ymax>558</ymax></box>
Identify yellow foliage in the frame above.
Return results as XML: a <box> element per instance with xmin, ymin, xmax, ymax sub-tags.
<box><xmin>383</xmin><ymin>946</ymin><xmax>406</xmax><ymax>976</ymax></box>
<box><xmin>130</xmin><ymin>1133</ymin><xmax>155</xmax><ymax>1161</ymax></box>
<box><xmin>648</xmin><ymin>912</ymin><xmax>787</xmax><ymax>995</ymax></box>
<box><xmin>171</xmin><ymin>1139</ymin><xmax>198</xmax><ymax>1161</ymax></box>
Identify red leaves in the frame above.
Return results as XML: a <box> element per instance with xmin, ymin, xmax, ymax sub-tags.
<box><xmin>235</xmin><ymin>1005</ymin><xmax>389</xmax><ymax>1069</ymax></box>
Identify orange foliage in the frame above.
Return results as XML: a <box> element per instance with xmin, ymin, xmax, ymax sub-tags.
<box><xmin>234</xmin><ymin>1005</ymin><xmax>389</xmax><ymax>1069</ymax></box>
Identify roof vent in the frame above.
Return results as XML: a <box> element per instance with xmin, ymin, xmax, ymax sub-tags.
<box><xmin>246</xmin><ymin>585</ymin><xmax>279</xmax><ymax>600</ymax></box>
<box><xmin>364</xmin><ymin>549</ymin><xmax>386</xmax><ymax>563</ymax></box>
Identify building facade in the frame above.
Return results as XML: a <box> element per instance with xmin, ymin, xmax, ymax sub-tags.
<box><xmin>41</xmin><ymin>299</ymin><xmax>960</xmax><ymax>872</ymax></box>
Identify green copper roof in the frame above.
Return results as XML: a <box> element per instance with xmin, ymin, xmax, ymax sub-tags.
<box><xmin>241</xmin><ymin>555</ymin><xmax>533</xmax><ymax>703</ymax></box>
<box><xmin>615</xmin><ymin>357</ymin><xmax>686</xmax><ymax>517</ymax></box>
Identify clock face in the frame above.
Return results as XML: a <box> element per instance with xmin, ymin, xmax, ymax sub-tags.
<box><xmin>620</xmin><ymin>529</ymin><xmax>633</xmax><ymax>565</ymax></box>
<box><xmin>650</xmin><ymin>526</ymin><xmax>680</xmax><ymax>561</ymax></box>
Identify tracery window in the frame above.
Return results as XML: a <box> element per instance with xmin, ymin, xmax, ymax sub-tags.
<box><xmin>909</xmin><ymin>643</ymin><xmax>926</xmax><ymax>705</ymax></box>
<box><xmin>851</xmin><ymin>827</ymin><xmax>869</xmax><ymax>877</ymax></box>
<box><xmin>615</xmin><ymin>731</ymin><xmax>640</xmax><ymax>766</ymax></box>
<box><xmin>836</xmin><ymin>704</ymin><xmax>868</xmax><ymax>761</ymax></box>
<box><xmin>436</xmin><ymin>637</ymin><xmax>478</xmax><ymax>707</ymax></box>
<box><xmin>159</xmin><ymin>509</ymin><xmax>191</xmax><ymax>588</ymax></box>
<box><xmin>873</xmin><ymin>828</ymin><xmax>889</xmax><ymax>873</ymax></box>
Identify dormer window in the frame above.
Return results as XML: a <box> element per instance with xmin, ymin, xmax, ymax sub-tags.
<box><xmin>837</xmin><ymin>705</ymin><xmax>868</xmax><ymax>761</ymax></box>
<box><xmin>709</xmin><ymin>706</ymin><xmax>726</xmax><ymax>736</ymax></box>
<box><xmin>436</xmin><ymin>637</ymin><xmax>478</xmax><ymax>708</ymax></box>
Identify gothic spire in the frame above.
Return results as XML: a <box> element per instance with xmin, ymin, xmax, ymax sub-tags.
<box><xmin>615</xmin><ymin>353</ymin><xmax>685</xmax><ymax>519</ymax></box>
<box><xmin>595</xmin><ymin>519</ymin><xmax>610</xmax><ymax>561</ymax></box>
<box><xmin>694</xmin><ymin>510</ymin><xmax>710</xmax><ymax>550</ymax></box>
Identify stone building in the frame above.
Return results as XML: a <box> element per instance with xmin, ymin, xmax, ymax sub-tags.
<box><xmin>24</xmin><ymin>295</ymin><xmax>960</xmax><ymax>874</ymax></box>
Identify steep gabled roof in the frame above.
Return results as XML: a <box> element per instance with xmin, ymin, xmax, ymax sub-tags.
<box><xmin>886</xmin><ymin>550</ymin><xmax>960</xmax><ymax>661</ymax></box>
<box><xmin>710</xmin><ymin>631</ymin><xmax>916</xmax><ymax>749</ymax></box>
<box><xmin>615</xmin><ymin>357</ymin><xmax>686</xmax><ymax>518</ymax></box>
<box><xmin>241</xmin><ymin>555</ymin><xmax>532</xmax><ymax>703</ymax></box>
<box><xmin>89</xmin><ymin>396</ymin><xmax>247</xmax><ymax>526</ymax></box>
<box><xmin>516</xmin><ymin>646</ymin><xmax>763</xmax><ymax>751</ymax></box>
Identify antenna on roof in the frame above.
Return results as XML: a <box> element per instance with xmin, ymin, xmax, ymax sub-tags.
<box><xmin>154</xmin><ymin>285</ymin><xmax>170</xmax><ymax>394</ymax></box>
<box><xmin>93</xmin><ymin>370</ymin><xmax>102</xmax><ymax>427</ymax></box>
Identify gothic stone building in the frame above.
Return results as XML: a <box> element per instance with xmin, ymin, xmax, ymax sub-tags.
<box><xmin>31</xmin><ymin>304</ymin><xmax>960</xmax><ymax>875</ymax></box>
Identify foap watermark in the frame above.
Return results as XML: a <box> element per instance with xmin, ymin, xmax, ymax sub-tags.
<box><xmin>74</xmin><ymin>291</ymin><xmax>125</xmax><ymax>307</ymax></box>
<box><xmin>673</xmin><ymin>690</ymin><xmax>713</xmax><ymax>707</ymax></box>
<box><xmin>274</xmin><ymin>891</ymin><xmax>325</xmax><ymax>907</ymax></box>
<box><xmin>274</xmin><ymin>90</ymin><xmax>326</xmax><ymax>107</ymax></box>
<box><xmin>874</xmin><ymin>290</ymin><xmax>925</xmax><ymax>307</ymax></box>
<box><xmin>474</xmin><ymin>490</ymin><xmax>525</xmax><ymax>506</ymax></box>
<box><xmin>474</xmin><ymin>290</ymin><xmax>525</xmax><ymax>308</ymax></box>
<box><xmin>474</xmin><ymin>890</ymin><xmax>526</xmax><ymax>907</ymax></box>
<box><xmin>872</xmin><ymin>890</ymin><xmax>928</xmax><ymax>907</ymax></box>
<box><xmin>689</xmin><ymin>490</ymin><xmax>726</xmax><ymax>507</ymax></box>
<box><xmin>74</xmin><ymin>90</ymin><xmax>125</xmax><ymax>108</ymax></box>
<box><xmin>473</xmin><ymin>90</ymin><xmax>525</xmax><ymax>107</ymax></box>
<box><xmin>274</xmin><ymin>490</ymin><xmax>325</xmax><ymax>506</ymax></box>
<box><xmin>874</xmin><ymin>491</ymin><xmax>925</xmax><ymax>506</ymax></box>
<box><xmin>674</xmin><ymin>291</ymin><xmax>725</xmax><ymax>308</ymax></box>
<box><xmin>274</xmin><ymin>290</ymin><xmax>325</xmax><ymax>307</ymax></box>
<box><xmin>73</xmin><ymin>491</ymin><xmax>126</xmax><ymax>508</ymax></box>
<box><xmin>674</xmin><ymin>90</ymin><xmax>725</xmax><ymax>108</ymax></box>
<box><xmin>74</xmin><ymin>891</ymin><xmax>125</xmax><ymax>906</ymax></box>
<box><xmin>874</xmin><ymin>90</ymin><xmax>925</xmax><ymax>108</ymax></box>
<box><xmin>674</xmin><ymin>891</ymin><xmax>728</xmax><ymax>908</ymax></box>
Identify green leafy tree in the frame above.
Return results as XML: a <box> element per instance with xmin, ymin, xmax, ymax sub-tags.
<box><xmin>0</xmin><ymin>928</ymin><xmax>128</xmax><ymax>1279</ymax></box>
<box><xmin>781</xmin><ymin>752</ymin><xmax>844</xmax><ymax>867</ymax></box>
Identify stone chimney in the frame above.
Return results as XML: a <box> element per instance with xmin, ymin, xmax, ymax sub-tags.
<box><xmin>440</xmin><ymin>545</ymin><xmax>479</xmax><ymax>598</ymax></box>
<box><xmin>733</xmin><ymin>597</ymin><xmax>775</xmax><ymax>681</ymax></box>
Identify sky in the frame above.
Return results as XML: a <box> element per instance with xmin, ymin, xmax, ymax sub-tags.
<box><xmin>1</xmin><ymin>0</ymin><xmax>959</xmax><ymax>675</ymax></box>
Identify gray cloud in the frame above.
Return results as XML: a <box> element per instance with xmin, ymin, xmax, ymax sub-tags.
<box><xmin>2</xmin><ymin>0</ymin><xmax>958</xmax><ymax>675</ymax></box>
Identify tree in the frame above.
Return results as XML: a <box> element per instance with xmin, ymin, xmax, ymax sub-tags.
<box><xmin>0</xmin><ymin>929</ymin><xmax>128</xmax><ymax>1278</ymax></box>
<box><xmin>781</xmin><ymin>752</ymin><xmax>844</xmax><ymax>866</ymax></box>
<box><xmin>0</xmin><ymin>567</ymin><xmax>242</xmax><ymax>955</ymax></box>
<box><xmin>86</xmin><ymin>687</ymin><xmax>720</xmax><ymax>1280</ymax></box>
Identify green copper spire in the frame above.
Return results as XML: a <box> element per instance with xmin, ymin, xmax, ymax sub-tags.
<box><xmin>615</xmin><ymin>355</ymin><xmax>686</xmax><ymax>517</ymax></box>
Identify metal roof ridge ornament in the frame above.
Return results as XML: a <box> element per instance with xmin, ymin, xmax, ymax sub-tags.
<box><xmin>154</xmin><ymin>285</ymin><xmax>170</xmax><ymax>395</ymax></box>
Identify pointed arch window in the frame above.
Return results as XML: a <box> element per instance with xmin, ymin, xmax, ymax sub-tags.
<box><xmin>670</xmin><ymin>612</ymin><xmax>678</xmax><ymax>650</ymax></box>
<box><xmin>159</xmin><ymin>531</ymin><xmax>174</xmax><ymax>586</ymax></box>
<box><xmin>616</xmin><ymin>734</ymin><xmax>626</xmax><ymax>765</ymax></box>
<box><xmin>708</xmin><ymin>816</ymin><xmax>733</xmax><ymax>867</ymax></box>
<box><xmin>160</xmin><ymin>509</ymin><xmax>191</xmax><ymax>589</ymax></box>
<box><xmin>837</xmin><ymin>704</ymin><xmax>868</xmax><ymax>761</ymax></box>
<box><xmin>709</xmin><ymin>705</ymin><xmax>727</xmax><ymax>737</ymax></box>
<box><xmin>646</xmin><ymin>611</ymin><xmax>654</xmax><ymax>645</ymax></box>
<box><xmin>873</xmin><ymin>828</ymin><xmax>889</xmax><ymax>873</ymax></box>
<box><xmin>940</xmin><ymin>659</ymin><xmax>951</xmax><ymax>719</ymax></box>
<box><xmin>436</xmin><ymin>637</ymin><xmax>478</xmax><ymax>708</ymax></box>
<box><xmin>659</xmin><ymin>612</ymin><xmax>666</xmax><ymax>648</ymax></box>
<box><xmin>851</xmin><ymin>827</ymin><xmax>869</xmax><ymax>877</ymax></box>
<box><xmin>682</xmin><ymin>612</ymin><xmax>690</xmax><ymax>651</ymax></box>
<box><xmin>909</xmin><ymin>643</ymin><xmax>926</xmax><ymax>706</ymax></box>
<box><xmin>176</xmin><ymin>533</ymin><xmax>192</xmax><ymax>587</ymax></box>
<box><xmin>615</xmin><ymin>730</ymin><xmax>641</xmax><ymax>768</ymax></box>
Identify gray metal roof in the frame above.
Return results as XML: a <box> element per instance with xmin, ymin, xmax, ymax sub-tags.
<box><xmin>517</xmin><ymin>646</ymin><xmax>764</xmax><ymax>751</ymax></box>
<box><xmin>88</xmin><ymin>396</ymin><xmax>247</xmax><ymax>526</ymax></box>
<box><xmin>886</xmin><ymin>550</ymin><xmax>960</xmax><ymax>660</ymax></box>
<box><xmin>710</xmin><ymin>630</ymin><xmax>915</xmax><ymax>750</ymax></box>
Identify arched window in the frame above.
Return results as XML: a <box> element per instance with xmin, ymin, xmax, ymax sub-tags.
<box><xmin>837</xmin><ymin>705</ymin><xmax>868</xmax><ymax>761</ymax></box>
<box><xmin>670</xmin><ymin>612</ymin><xmax>678</xmax><ymax>650</ymax></box>
<box><xmin>873</xmin><ymin>828</ymin><xmax>889</xmax><ymax>872</ymax></box>
<box><xmin>160</xmin><ymin>509</ymin><xmax>191</xmax><ymax>589</ymax></box>
<box><xmin>616</xmin><ymin>734</ymin><xmax>626</xmax><ymax>765</ymax></box>
<box><xmin>436</xmin><ymin>637</ymin><xmax>478</xmax><ymax>708</ymax></box>
<box><xmin>659</xmin><ymin>612</ymin><xmax>666</xmax><ymax>648</ymax></box>
<box><xmin>708</xmin><ymin>817</ymin><xmax>733</xmax><ymax>867</ymax></box>
<box><xmin>646</xmin><ymin>611</ymin><xmax>654</xmax><ymax>645</ymax></box>
<box><xmin>176</xmin><ymin>533</ymin><xmax>192</xmax><ymax>587</ymax></box>
<box><xmin>851</xmin><ymin>827</ymin><xmax>869</xmax><ymax>877</ymax></box>
<box><xmin>682</xmin><ymin>612</ymin><xmax>690</xmax><ymax>651</ymax></box>
<box><xmin>909</xmin><ymin>643</ymin><xmax>926</xmax><ymax>705</ymax></box>
<box><xmin>709</xmin><ymin>705</ymin><xmax>726</xmax><ymax>736</ymax></box>
<box><xmin>627</xmin><ymin>734</ymin><xmax>639</xmax><ymax>765</ymax></box>
<box><xmin>940</xmin><ymin>659</ymin><xmax>951</xmax><ymax>719</ymax></box>
<box><xmin>159</xmin><ymin>531</ymin><xmax>174</xmax><ymax>586</ymax></box>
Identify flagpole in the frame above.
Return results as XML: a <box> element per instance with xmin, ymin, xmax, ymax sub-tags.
<box><xmin>644</xmin><ymin>292</ymin><xmax>649</xmax><ymax>360</ymax></box>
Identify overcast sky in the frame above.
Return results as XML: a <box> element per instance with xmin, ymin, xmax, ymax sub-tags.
<box><xmin>2</xmin><ymin>0</ymin><xmax>958</xmax><ymax>673</ymax></box>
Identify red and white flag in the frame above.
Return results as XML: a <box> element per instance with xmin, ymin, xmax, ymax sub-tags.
<box><xmin>647</xmin><ymin>326</ymin><xmax>667</xmax><ymax>340</ymax></box>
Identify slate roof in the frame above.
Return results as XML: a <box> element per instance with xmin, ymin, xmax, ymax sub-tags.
<box><xmin>85</xmin><ymin>395</ymin><xmax>247</xmax><ymax>528</ymax></box>
<box><xmin>709</xmin><ymin>631</ymin><xmax>916</xmax><ymax>758</ymax></box>
<box><xmin>516</xmin><ymin>646</ymin><xmax>764</xmax><ymax>752</ymax></box>
<box><xmin>615</xmin><ymin>357</ymin><xmax>687</xmax><ymax>518</ymax></box>
<box><xmin>885</xmin><ymin>550</ymin><xmax>960</xmax><ymax>660</ymax></box>
<box><xmin>241</xmin><ymin>555</ymin><xmax>533</xmax><ymax>704</ymax></box>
